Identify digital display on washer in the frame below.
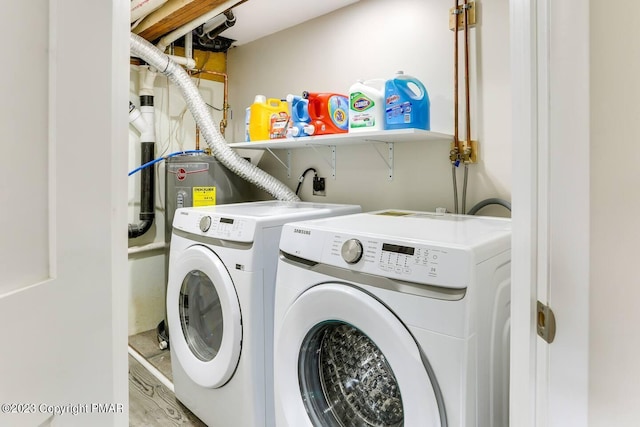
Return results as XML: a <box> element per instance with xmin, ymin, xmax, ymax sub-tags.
<box><xmin>220</xmin><ymin>217</ymin><xmax>234</xmax><ymax>224</ymax></box>
<box><xmin>382</xmin><ymin>243</ymin><xmax>415</xmax><ymax>256</ymax></box>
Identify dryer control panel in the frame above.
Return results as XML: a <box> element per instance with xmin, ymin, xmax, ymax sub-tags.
<box><xmin>172</xmin><ymin>210</ymin><xmax>257</xmax><ymax>243</ymax></box>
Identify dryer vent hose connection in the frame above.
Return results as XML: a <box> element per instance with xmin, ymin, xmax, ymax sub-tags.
<box><xmin>129</xmin><ymin>33</ymin><xmax>300</xmax><ymax>202</ymax></box>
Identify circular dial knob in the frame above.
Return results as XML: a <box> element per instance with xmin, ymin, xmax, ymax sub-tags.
<box><xmin>199</xmin><ymin>216</ymin><xmax>212</xmax><ymax>232</ymax></box>
<box><xmin>341</xmin><ymin>239</ymin><xmax>364</xmax><ymax>264</ymax></box>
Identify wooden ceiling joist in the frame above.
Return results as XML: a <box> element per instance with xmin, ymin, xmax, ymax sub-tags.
<box><xmin>134</xmin><ymin>0</ymin><xmax>245</xmax><ymax>43</ymax></box>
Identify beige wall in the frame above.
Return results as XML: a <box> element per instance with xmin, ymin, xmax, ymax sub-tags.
<box><xmin>227</xmin><ymin>0</ymin><xmax>511</xmax><ymax>214</ymax></box>
<box><xmin>589</xmin><ymin>0</ymin><xmax>640</xmax><ymax>425</ymax></box>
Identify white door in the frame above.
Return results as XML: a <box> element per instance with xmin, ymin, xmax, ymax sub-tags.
<box><xmin>0</xmin><ymin>1</ymin><xmax>129</xmax><ymax>427</ymax></box>
<box><xmin>274</xmin><ymin>283</ymin><xmax>445</xmax><ymax>427</ymax></box>
<box><xmin>168</xmin><ymin>245</ymin><xmax>243</xmax><ymax>388</ymax></box>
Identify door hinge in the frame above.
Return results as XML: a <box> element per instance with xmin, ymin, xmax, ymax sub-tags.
<box><xmin>537</xmin><ymin>301</ymin><xmax>557</xmax><ymax>343</ymax></box>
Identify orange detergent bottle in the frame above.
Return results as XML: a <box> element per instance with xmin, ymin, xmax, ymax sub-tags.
<box><xmin>303</xmin><ymin>92</ymin><xmax>349</xmax><ymax>135</ymax></box>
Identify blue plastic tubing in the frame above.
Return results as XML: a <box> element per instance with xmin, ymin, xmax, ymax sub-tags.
<box><xmin>128</xmin><ymin>150</ymin><xmax>204</xmax><ymax>176</ymax></box>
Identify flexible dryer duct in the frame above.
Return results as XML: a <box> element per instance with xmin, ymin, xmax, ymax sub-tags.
<box><xmin>130</xmin><ymin>33</ymin><xmax>300</xmax><ymax>202</ymax></box>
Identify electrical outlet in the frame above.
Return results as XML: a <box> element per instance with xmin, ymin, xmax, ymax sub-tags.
<box><xmin>313</xmin><ymin>177</ymin><xmax>326</xmax><ymax>196</ymax></box>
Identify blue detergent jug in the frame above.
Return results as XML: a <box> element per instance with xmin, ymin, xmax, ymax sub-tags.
<box><xmin>384</xmin><ymin>71</ymin><xmax>430</xmax><ymax>130</ymax></box>
<box><xmin>286</xmin><ymin>94</ymin><xmax>313</xmax><ymax>137</ymax></box>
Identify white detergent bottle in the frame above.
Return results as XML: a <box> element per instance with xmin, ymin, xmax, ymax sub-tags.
<box><xmin>349</xmin><ymin>79</ymin><xmax>385</xmax><ymax>132</ymax></box>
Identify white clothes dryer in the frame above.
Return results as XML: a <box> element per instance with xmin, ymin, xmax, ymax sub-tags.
<box><xmin>273</xmin><ymin>210</ymin><xmax>511</xmax><ymax>427</ymax></box>
<box><xmin>167</xmin><ymin>201</ymin><xmax>361</xmax><ymax>427</ymax></box>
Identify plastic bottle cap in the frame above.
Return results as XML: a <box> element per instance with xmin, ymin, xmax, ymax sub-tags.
<box><xmin>254</xmin><ymin>95</ymin><xmax>266</xmax><ymax>103</ymax></box>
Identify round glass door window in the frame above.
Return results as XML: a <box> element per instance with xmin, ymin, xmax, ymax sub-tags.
<box><xmin>298</xmin><ymin>321</ymin><xmax>404</xmax><ymax>427</ymax></box>
<box><xmin>179</xmin><ymin>270</ymin><xmax>224</xmax><ymax>362</ymax></box>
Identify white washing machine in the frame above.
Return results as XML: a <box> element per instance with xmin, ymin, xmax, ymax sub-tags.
<box><xmin>167</xmin><ymin>201</ymin><xmax>361</xmax><ymax>427</ymax></box>
<box><xmin>273</xmin><ymin>210</ymin><xmax>511</xmax><ymax>427</ymax></box>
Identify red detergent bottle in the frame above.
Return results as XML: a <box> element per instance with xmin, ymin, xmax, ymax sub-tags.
<box><xmin>303</xmin><ymin>91</ymin><xmax>349</xmax><ymax>135</ymax></box>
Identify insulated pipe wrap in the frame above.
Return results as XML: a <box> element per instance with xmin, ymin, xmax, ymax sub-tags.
<box><xmin>130</xmin><ymin>33</ymin><xmax>300</xmax><ymax>202</ymax></box>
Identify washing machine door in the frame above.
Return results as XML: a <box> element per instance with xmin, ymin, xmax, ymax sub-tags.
<box><xmin>168</xmin><ymin>244</ymin><xmax>242</xmax><ymax>388</ymax></box>
<box><xmin>275</xmin><ymin>283</ymin><xmax>446</xmax><ymax>427</ymax></box>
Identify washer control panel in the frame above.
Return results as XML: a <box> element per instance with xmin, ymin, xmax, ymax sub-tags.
<box><xmin>326</xmin><ymin>233</ymin><xmax>470</xmax><ymax>289</ymax></box>
<box><xmin>173</xmin><ymin>210</ymin><xmax>256</xmax><ymax>242</ymax></box>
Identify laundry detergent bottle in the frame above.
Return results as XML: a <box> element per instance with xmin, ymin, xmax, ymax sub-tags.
<box><xmin>384</xmin><ymin>71</ymin><xmax>430</xmax><ymax>130</ymax></box>
<box><xmin>286</xmin><ymin>94</ymin><xmax>313</xmax><ymax>137</ymax></box>
<box><xmin>349</xmin><ymin>79</ymin><xmax>385</xmax><ymax>132</ymax></box>
<box><xmin>249</xmin><ymin>96</ymin><xmax>290</xmax><ymax>141</ymax></box>
<box><xmin>303</xmin><ymin>92</ymin><xmax>349</xmax><ymax>135</ymax></box>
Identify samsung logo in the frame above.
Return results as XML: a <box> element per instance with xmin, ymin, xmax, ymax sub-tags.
<box><xmin>293</xmin><ymin>228</ymin><xmax>311</xmax><ymax>235</ymax></box>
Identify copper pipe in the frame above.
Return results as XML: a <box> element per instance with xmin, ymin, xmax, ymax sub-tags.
<box><xmin>462</xmin><ymin>0</ymin><xmax>472</xmax><ymax>214</ymax></box>
<box><xmin>463</xmin><ymin>0</ymin><xmax>471</xmax><ymax>148</ymax></box>
<box><xmin>195</xmin><ymin>124</ymin><xmax>200</xmax><ymax>150</ymax></box>
<box><xmin>453</xmin><ymin>0</ymin><xmax>460</xmax><ymax>153</ymax></box>
<box><xmin>189</xmin><ymin>69</ymin><xmax>229</xmax><ymax>136</ymax></box>
<box><xmin>451</xmin><ymin>0</ymin><xmax>461</xmax><ymax>213</ymax></box>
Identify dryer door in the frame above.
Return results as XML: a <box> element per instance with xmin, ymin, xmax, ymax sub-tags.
<box><xmin>275</xmin><ymin>283</ymin><xmax>445</xmax><ymax>427</ymax></box>
<box><xmin>168</xmin><ymin>244</ymin><xmax>242</xmax><ymax>388</ymax></box>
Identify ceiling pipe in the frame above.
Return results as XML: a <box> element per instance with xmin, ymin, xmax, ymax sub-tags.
<box><xmin>156</xmin><ymin>5</ymin><xmax>237</xmax><ymax>69</ymax></box>
<box><xmin>156</xmin><ymin>3</ymin><xmax>238</xmax><ymax>53</ymax></box>
<box><xmin>197</xmin><ymin>12</ymin><xmax>230</xmax><ymax>38</ymax></box>
<box><xmin>198</xmin><ymin>10</ymin><xmax>236</xmax><ymax>41</ymax></box>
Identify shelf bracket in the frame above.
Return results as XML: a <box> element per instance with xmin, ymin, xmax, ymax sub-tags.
<box><xmin>265</xmin><ymin>148</ymin><xmax>291</xmax><ymax>178</ymax></box>
<box><xmin>309</xmin><ymin>145</ymin><xmax>337</xmax><ymax>179</ymax></box>
<box><xmin>369</xmin><ymin>141</ymin><xmax>395</xmax><ymax>181</ymax></box>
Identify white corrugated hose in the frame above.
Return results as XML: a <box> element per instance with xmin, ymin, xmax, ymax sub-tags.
<box><xmin>130</xmin><ymin>33</ymin><xmax>300</xmax><ymax>202</ymax></box>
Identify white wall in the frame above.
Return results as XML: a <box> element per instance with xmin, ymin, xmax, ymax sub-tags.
<box><xmin>589</xmin><ymin>0</ymin><xmax>640</xmax><ymax>425</ymax></box>
<box><xmin>227</xmin><ymin>0</ymin><xmax>511</xmax><ymax>214</ymax></box>
<box><xmin>128</xmin><ymin>67</ymin><xmax>224</xmax><ymax>335</ymax></box>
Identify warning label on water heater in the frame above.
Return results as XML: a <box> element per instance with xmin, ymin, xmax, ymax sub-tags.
<box><xmin>192</xmin><ymin>186</ymin><xmax>216</xmax><ymax>207</ymax></box>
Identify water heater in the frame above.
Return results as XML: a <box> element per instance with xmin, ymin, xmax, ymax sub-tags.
<box><xmin>165</xmin><ymin>154</ymin><xmax>252</xmax><ymax>238</ymax></box>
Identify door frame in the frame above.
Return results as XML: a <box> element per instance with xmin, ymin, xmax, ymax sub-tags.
<box><xmin>510</xmin><ymin>0</ymin><xmax>590</xmax><ymax>425</ymax></box>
